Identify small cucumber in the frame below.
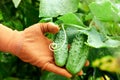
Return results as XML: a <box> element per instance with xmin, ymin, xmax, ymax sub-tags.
<box><xmin>54</xmin><ymin>30</ymin><xmax>68</xmax><ymax>67</ymax></box>
<box><xmin>66</xmin><ymin>34</ymin><xmax>89</xmax><ymax>75</ymax></box>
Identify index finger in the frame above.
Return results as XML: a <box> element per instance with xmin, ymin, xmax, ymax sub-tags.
<box><xmin>40</xmin><ymin>22</ymin><xmax>60</xmax><ymax>34</ymax></box>
<box><xmin>42</xmin><ymin>62</ymin><xmax>72</xmax><ymax>78</ymax></box>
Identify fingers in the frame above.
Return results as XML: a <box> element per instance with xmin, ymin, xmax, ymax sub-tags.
<box><xmin>39</xmin><ymin>22</ymin><xmax>60</xmax><ymax>34</ymax></box>
<box><xmin>43</xmin><ymin>61</ymin><xmax>89</xmax><ymax>78</ymax></box>
<box><xmin>43</xmin><ymin>62</ymin><xmax>72</xmax><ymax>78</ymax></box>
<box><xmin>84</xmin><ymin>60</ymin><xmax>90</xmax><ymax>66</ymax></box>
<box><xmin>78</xmin><ymin>70</ymin><xmax>83</xmax><ymax>75</ymax></box>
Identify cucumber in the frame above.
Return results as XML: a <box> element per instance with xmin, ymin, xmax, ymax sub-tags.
<box><xmin>66</xmin><ymin>34</ymin><xmax>89</xmax><ymax>75</ymax></box>
<box><xmin>54</xmin><ymin>30</ymin><xmax>68</xmax><ymax>67</ymax></box>
<box><xmin>66</xmin><ymin>26</ymin><xmax>79</xmax><ymax>44</ymax></box>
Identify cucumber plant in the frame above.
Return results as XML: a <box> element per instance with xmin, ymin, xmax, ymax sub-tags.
<box><xmin>0</xmin><ymin>0</ymin><xmax>120</xmax><ymax>80</ymax></box>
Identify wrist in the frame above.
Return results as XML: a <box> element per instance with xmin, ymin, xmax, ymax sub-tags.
<box><xmin>0</xmin><ymin>24</ymin><xmax>22</xmax><ymax>54</ymax></box>
<box><xmin>7</xmin><ymin>30</ymin><xmax>23</xmax><ymax>54</ymax></box>
<box><xmin>0</xmin><ymin>24</ymin><xmax>14</xmax><ymax>52</ymax></box>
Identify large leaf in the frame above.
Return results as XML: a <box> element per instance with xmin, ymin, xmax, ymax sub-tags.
<box><xmin>81</xmin><ymin>27</ymin><xmax>120</xmax><ymax>48</ymax></box>
<box><xmin>58</xmin><ymin>13</ymin><xmax>85</xmax><ymax>26</ymax></box>
<box><xmin>39</xmin><ymin>0</ymin><xmax>79</xmax><ymax>17</ymax></box>
<box><xmin>92</xmin><ymin>18</ymin><xmax>120</xmax><ymax>40</ymax></box>
<box><xmin>89</xmin><ymin>0</ymin><xmax>120</xmax><ymax>22</ymax></box>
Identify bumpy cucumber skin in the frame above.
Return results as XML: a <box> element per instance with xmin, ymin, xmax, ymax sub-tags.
<box><xmin>54</xmin><ymin>30</ymin><xmax>68</xmax><ymax>67</ymax></box>
<box><xmin>66</xmin><ymin>34</ymin><xmax>89</xmax><ymax>75</ymax></box>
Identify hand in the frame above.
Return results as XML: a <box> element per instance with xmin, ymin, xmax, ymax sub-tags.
<box><xmin>0</xmin><ymin>23</ymin><xmax>89</xmax><ymax>78</ymax></box>
<box><xmin>5</xmin><ymin>23</ymin><xmax>72</xmax><ymax>77</ymax></box>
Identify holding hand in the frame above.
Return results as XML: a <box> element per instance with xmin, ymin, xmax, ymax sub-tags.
<box><xmin>0</xmin><ymin>23</ymin><xmax>89</xmax><ymax>78</ymax></box>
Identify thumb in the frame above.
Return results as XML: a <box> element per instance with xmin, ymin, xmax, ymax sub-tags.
<box><xmin>40</xmin><ymin>22</ymin><xmax>60</xmax><ymax>34</ymax></box>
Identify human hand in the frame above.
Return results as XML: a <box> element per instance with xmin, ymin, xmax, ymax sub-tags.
<box><xmin>5</xmin><ymin>23</ymin><xmax>72</xmax><ymax>77</ymax></box>
<box><xmin>0</xmin><ymin>23</ymin><xmax>89</xmax><ymax>78</ymax></box>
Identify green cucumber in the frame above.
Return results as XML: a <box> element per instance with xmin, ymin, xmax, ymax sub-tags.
<box><xmin>66</xmin><ymin>34</ymin><xmax>89</xmax><ymax>75</ymax></box>
<box><xmin>66</xmin><ymin>26</ymin><xmax>79</xmax><ymax>44</ymax></box>
<box><xmin>54</xmin><ymin>30</ymin><xmax>68</xmax><ymax>67</ymax></box>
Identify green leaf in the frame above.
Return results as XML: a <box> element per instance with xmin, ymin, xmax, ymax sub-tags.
<box><xmin>58</xmin><ymin>13</ymin><xmax>85</xmax><ymax>26</ymax></box>
<box><xmin>81</xmin><ymin>27</ymin><xmax>120</xmax><ymax>48</ymax></box>
<box><xmin>82</xmin><ymin>28</ymin><xmax>104</xmax><ymax>48</ymax></box>
<box><xmin>39</xmin><ymin>0</ymin><xmax>79</xmax><ymax>17</ymax></box>
<box><xmin>39</xmin><ymin>18</ymin><xmax>53</xmax><ymax>23</ymax></box>
<box><xmin>93</xmin><ymin>18</ymin><xmax>120</xmax><ymax>37</ymax></box>
<box><xmin>89</xmin><ymin>0</ymin><xmax>120</xmax><ymax>22</ymax></box>
<box><xmin>104</xmin><ymin>39</ymin><xmax>120</xmax><ymax>47</ymax></box>
<box><xmin>12</xmin><ymin>0</ymin><xmax>21</xmax><ymax>8</ymax></box>
<box><xmin>85</xmin><ymin>13</ymin><xmax>93</xmax><ymax>21</ymax></box>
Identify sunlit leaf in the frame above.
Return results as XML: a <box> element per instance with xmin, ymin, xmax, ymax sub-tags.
<box><xmin>81</xmin><ymin>27</ymin><xmax>120</xmax><ymax>48</ymax></box>
<box><xmin>39</xmin><ymin>0</ymin><xmax>79</xmax><ymax>17</ymax></box>
<box><xmin>89</xmin><ymin>0</ymin><xmax>120</xmax><ymax>21</ymax></box>
<box><xmin>58</xmin><ymin>13</ymin><xmax>85</xmax><ymax>26</ymax></box>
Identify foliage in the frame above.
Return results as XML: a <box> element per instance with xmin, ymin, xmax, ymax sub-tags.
<box><xmin>0</xmin><ymin>0</ymin><xmax>120</xmax><ymax>80</ymax></box>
